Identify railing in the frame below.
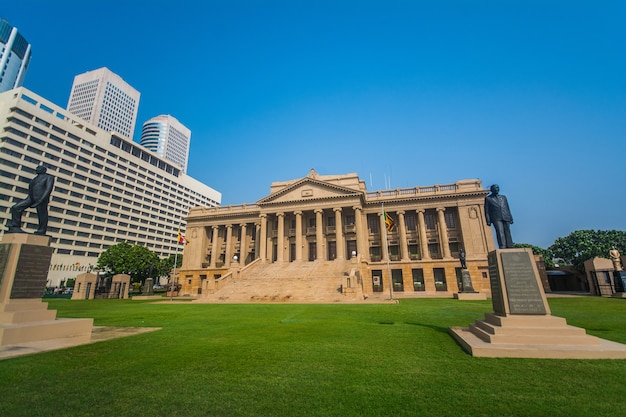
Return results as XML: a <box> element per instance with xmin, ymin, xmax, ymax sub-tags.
<box><xmin>365</xmin><ymin>181</ymin><xmax>481</xmax><ymax>200</ymax></box>
<box><xmin>189</xmin><ymin>203</ymin><xmax>260</xmax><ymax>215</ymax></box>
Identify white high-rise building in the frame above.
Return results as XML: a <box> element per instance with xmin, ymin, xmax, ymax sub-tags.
<box><xmin>0</xmin><ymin>19</ymin><xmax>32</xmax><ymax>93</ymax></box>
<box><xmin>0</xmin><ymin>87</ymin><xmax>221</xmax><ymax>286</ymax></box>
<box><xmin>66</xmin><ymin>67</ymin><xmax>140</xmax><ymax>139</ymax></box>
<box><xmin>140</xmin><ymin>115</ymin><xmax>191</xmax><ymax>174</ymax></box>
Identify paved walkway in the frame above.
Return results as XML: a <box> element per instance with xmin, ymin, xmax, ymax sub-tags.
<box><xmin>0</xmin><ymin>326</ymin><xmax>161</xmax><ymax>361</ymax></box>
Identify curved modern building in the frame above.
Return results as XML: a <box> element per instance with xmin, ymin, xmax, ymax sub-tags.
<box><xmin>0</xmin><ymin>19</ymin><xmax>32</xmax><ymax>93</ymax></box>
<box><xmin>140</xmin><ymin>114</ymin><xmax>190</xmax><ymax>174</ymax></box>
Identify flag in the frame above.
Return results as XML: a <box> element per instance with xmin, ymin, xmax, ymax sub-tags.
<box><xmin>383</xmin><ymin>210</ymin><xmax>395</xmax><ymax>232</ymax></box>
<box><xmin>177</xmin><ymin>229</ymin><xmax>188</xmax><ymax>244</ymax></box>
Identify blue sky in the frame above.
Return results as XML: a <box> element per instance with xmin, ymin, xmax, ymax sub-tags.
<box><xmin>3</xmin><ymin>0</ymin><xmax>625</xmax><ymax>248</ymax></box>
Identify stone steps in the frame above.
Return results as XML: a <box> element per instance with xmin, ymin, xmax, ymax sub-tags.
<box><xmin>199</xmin><ymin>260</ymin><xmax>362</xmax><ymax>303</ymax></box>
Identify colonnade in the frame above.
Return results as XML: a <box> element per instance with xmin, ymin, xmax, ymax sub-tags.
<box><xmin>205</xmin><ymin>206</ymin><xmax>459</xmax><ymax>267</ymax></box>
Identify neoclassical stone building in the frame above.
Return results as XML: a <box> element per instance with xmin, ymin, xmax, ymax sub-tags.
<box><xmin>179</xmin><ymin>170</ymin><xmax>496</xmax><ymax>301</ymax></box>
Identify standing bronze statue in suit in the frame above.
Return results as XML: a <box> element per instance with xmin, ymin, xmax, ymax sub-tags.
<box><xmin>6</xmin><ymin>165</ymin><xmax>55</xmax><ymax>235</ymax></box>
<box><xmin>484</xmin><ymin>184</ymin><xmax>514</xmax><ymax>249</ymax></box>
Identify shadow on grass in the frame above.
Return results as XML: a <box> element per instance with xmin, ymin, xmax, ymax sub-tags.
<box><xmin>404</xmin><ymin>321</ymin><xmax>450</xmax><ymax>334</ymax></box>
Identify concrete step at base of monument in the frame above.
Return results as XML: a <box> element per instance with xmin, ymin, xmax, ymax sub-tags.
<box><xmin>473</xmin><ymin>319</ymin><xmax>588</xmax><ymax>337</ymax></box>
<box><xmin>483</xmin><ymin>313</ymin><xmax>569</xmax><ymax>328</ymax></box>
<box><xmin>0</xmin><ymin>317</ymin><xmax>93</xmax><ymax>346</ymax></box>
<box><xmin>0</xmin><ymin>309</ymin><xmax>58</xmax><ymax>324</ymax></box>
<box><xmin>469</xmin><ymin>323</ymin><xmax>599</xmax><ymax>346</ymax></box>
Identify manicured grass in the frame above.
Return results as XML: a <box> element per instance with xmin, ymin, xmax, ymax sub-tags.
<box><xmin>1</xmin><ymin>297</ymin><xmax>625</xmax><ymax>417</ymax></box>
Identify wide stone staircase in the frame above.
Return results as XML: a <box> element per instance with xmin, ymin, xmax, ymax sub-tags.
<box><xmin>196</xmin><ymin>260</ymin><xmax>364</xmax><ymax>303</ymax></box>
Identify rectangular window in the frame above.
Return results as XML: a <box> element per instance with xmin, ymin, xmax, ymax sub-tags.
<box><xmin>392</xmin><ymin>269</ymin><xmax>404</xmax><ymax>291</ymax></box>
<box><xmin>444</xmin><ymin>212</ymin><xmax>456</xmax><ymax>229</ymax></box>
<box><xmin>425</xmin><ymin>213</ymin><xmax>436</xmax><ymax>230</ymax></box>
<box><xmin>367</xmin><ymin>214</ymin><xmax>379</xmax><ymax>233</ymax></box>
<box><xmin>412</xmin><ymin>269</ymin><xmax>425</xmax><ymax>291</ymax></box>
<box><xmin>434</xmin><ymin>268</ymin><xmax>447</xmax><ymax>291</ymax></box>
<box><xmin>405</xmin><ymin>215</ymin><xmax>416</xmax><ymax>231</ymax></box>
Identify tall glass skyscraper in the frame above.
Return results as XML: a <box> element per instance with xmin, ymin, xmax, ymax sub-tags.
<box><xmin>0</xmin><ymin>19</ymin><xmax>31</xmax><ymax>93</ymax></box>
<box><xmin>66</xmin><ymin>67</ymin><xmax>140</xmax><ymax>139</ymax></box>
<box><xmin>140</xmin><ymin>115</ymin><xmax>191</xmax><ymax>174</ymax></box>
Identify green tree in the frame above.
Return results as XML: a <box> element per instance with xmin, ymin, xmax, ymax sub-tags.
<box><xmin>159</xmin><ymin>253</ymin><xmax>183</xmax><ymax>278</ymax></box>
<box><xmin>514</xmin><ymin>243</ymin><xmax>555</xmax><ymax>268</ymax></box>
<box><xmin>548</xmin><ymin>230</ymin><xmax>626</xmax><ymax>271</ymax></box>
<box><xmin>96</xmin><ymin>241</ymin><xmax>160</xmax><ymax>284</ymax></box>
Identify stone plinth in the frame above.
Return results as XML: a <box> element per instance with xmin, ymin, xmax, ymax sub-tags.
<box><xmin>454</xmin><ymin>292</ymin><xmax>487</xmax><ymax>300</ymax></box>
<box><xmin>0</xmin><ymin>233</ymin><xmax>93</xmax><ymax>349</ymax></box>
<box><xmin>454</xmin><ymin>269</ymin><xmax>487</xmax><ymax>300</ymax></box>
<box><xmin>449</xmin><ymin>248</ymin><xmax>626</xmax><ymax>359</ymax></box>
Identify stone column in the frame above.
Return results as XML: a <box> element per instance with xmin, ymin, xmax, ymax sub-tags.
<box><xmin>398</xmin><ymin>210</ymin><xmax>409</xmax><ymax>261</ymax></box>
<box><xmin>276</xmin><ymin>212</ymin><xmax>285</xmax><ymax>262</ymax></box>
<box><xmin>210</xmin><ymin>225</ymin><xmax>219</xmax><ymax>268</ymax></box>
<box><xmin>417</xmin><ymin>209</ymin><xmax>430</xmax><ymax>260</ymax></box>
<box><xmin>378</xmin><ymin>213</ymin><xmax>388</xmax><ymax>261</ymax></box>
<box><xmin>353</xmin><ymin>206</ymin><xmax>365</xmax><ymax>260</ymax></box>
<box><xmin>437</xmin><ymin>207</ymin><xmax>452</xmax><ymax>259</ymax></box>
<box><xmin>315</xmin><ymin>209</ymin><xmax>324</xmax><ymax>260</ymax></box>
<box><xmin>259</xmin><ymin>214</ymin><xmax>267</xmax><ymax>262</ymax></box>
<box><xmin>334</xmin><ymin>207</ymin><xmax>344</xmax><ymax>260</ymax></box>
<box><xmin>294</xmin><ymin>211</ymin><xmax>303</xmax><ymax>261</ymax></box>
<box><xmin>239</xmin><ymin>223</ymin><xmax>247</xmax><ymax>264</ymax></box>
<box><xmin>224</xmin><ymin>224</ymin><xmax>233</xmax><ymax>267</ymax></box>
<box><xmin>254</xmin><ymin>223</ymin><xmax>261</xmax><ymax>261</ymax></box>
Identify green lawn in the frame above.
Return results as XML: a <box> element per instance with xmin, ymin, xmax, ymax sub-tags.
<box><xmin>1</xmin><ymin>297</ymin><xmax>625</xmax><ymax>417</ymax></box>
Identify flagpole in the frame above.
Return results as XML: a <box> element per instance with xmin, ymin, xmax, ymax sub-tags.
<box><xmin>170</xmin><ymin>226</ymin><xmax>183</xmax><ymax>302</ymax></box>
<box><xmin>382</xmin><ymin>203</ymin><xmax>393</xmax><ymax>301</ymax></box>
<box><xmin>170</xmin><ymin>243</ymin><xmax>180</xmax><ymax>302</ymax></box>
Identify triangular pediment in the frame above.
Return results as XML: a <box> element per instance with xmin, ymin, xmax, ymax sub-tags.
<box><xmin>257</xmin><ymin>177</ymin><xmax>364</xmax><ymax>205</ymax></box>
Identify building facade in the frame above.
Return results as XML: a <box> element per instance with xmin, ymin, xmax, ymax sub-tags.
<box><xmin>0</xmin><ymin>87</ymin><xmax>221</xmax><ymax>286</ymax></box>
<box><xmin>0</xmin><ymin>19</ymin><xmax>31</xmax><ymax>93</ymax></box>
<box><xmin>66</xmin><ymin>67</ymin><xmax>140</xmax><ymax>139</ymax></box>
<box><xmin>179</xmin><ymin>169</ymin><xmax>496</xmax><ymax>299</ymax></box>
<box><xmin>140</xmin><ymin>115</ymin><xmax>191</xmax><ymax>174</ymax></box>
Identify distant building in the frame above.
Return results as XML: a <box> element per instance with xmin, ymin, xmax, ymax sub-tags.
<box><xmin>66</xmin><ymin>67</ymin><xmax>140</xmax><ymax>139</ymax></box>
<box><xmin>179</xmin><ymin>169</ymin><xmax>496</xmax><ymax>301</ymax></box>
<box><xmin>0</xmin><ymin>88</ymin><xmax>221</xmax><ymax>286</ymax></box>
<box><xmin>140</xmin><ymin>115</ymin><xmax>191</xmax><ymax>174</ymax></box>
<box><xmin>0</xmin><ymin>19</ymin><xmax>31</xmax><ymax>93</ymax></box>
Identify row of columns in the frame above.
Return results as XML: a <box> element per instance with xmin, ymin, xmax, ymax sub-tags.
<box><xmin>206</xmin><ymin>206</ymin><xmax>455</xmax><ymax>267</ymax></box>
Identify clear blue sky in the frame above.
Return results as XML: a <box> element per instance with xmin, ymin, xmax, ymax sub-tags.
<box><xmin>3</xmin><ymin>1</ymin><xmax>625</xmax><ymax>248</ymax></box>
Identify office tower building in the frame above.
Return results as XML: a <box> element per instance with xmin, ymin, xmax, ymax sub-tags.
<box><xmin>0</xmin><ymin>19</ymin><xmax>31</xmax><ymax>93</ymax></box>
<box><xmin>140</xmin><ymin>115</ymin><xmax>191</xmax><ymax>174</ymax></box>
<box><xmin>0</xmin><ymin>88</ymin><xmax>222</xmax><ymax>286</ymax></box>
<box><xmin>66</xmin><ymin>67</ymin><xmax>140</xmax><ymax>139</ymax></box>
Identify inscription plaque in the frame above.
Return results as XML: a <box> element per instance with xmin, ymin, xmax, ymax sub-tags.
<box><xmin>488</xmin><ymin>251</ymin><xmax>506</xmax><ymax>315</ymax></box>
<box><xmin>10</xmin><ymin>244</ymin><xmax>54</xmax><ymax>299</ymax></box>
<box><xmin>501</xmin><ymin>251</ymin><xmax>546</xmax><ymax>315</ymax></box>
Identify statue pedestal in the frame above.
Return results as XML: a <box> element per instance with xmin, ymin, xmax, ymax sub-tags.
<box><xmin>0</xmin><ymin>234</ymin><xmax>93</xmax><ymax>350</ymax></box>
<box><xmin>453</xmin><ymin>269</ymin><xmax>487</xmax><ymax>300</ymax></box>
<box><xmin>450</xmin><ymin>248</ymin><xmax>626</xmax><ymax>358</ymax></box>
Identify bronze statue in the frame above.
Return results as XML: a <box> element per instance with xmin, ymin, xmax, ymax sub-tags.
<box><xmin>484</xmin><ymin>184</ymin><xmax>514</xmax><ymax>249</ymax></box>
<box><xmin>6</xmin><ymin>165</ymin><xmax>55</xmax><ymax>235</ymax></box>
<box><xmin>459</xmin><ymin>248</ymin><xmax>467</xmax><ymax>269</ymax></box>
